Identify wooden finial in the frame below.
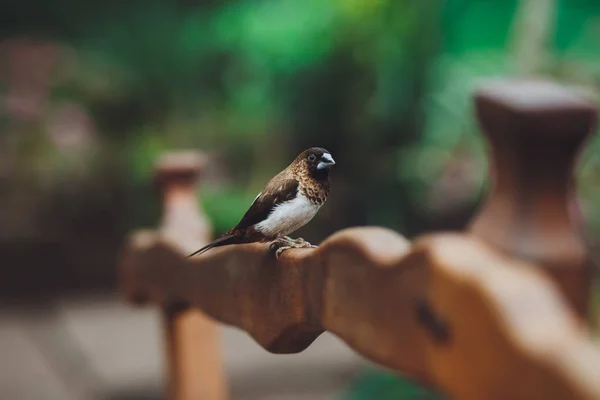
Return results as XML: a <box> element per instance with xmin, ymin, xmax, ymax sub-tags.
<box><xmin>152</xmin><ymin>150</ymin><xmax>212</xmax><ymax>252</ymax></box>
<box><xmin>153</xmin><ymin>150</ymin><xmax>207</xmax><ymax>188</ymax></box>
<box><xmin>468</xmin><ymin>79</ymin><xmax>598</xmax><ymax>318</ymax></box>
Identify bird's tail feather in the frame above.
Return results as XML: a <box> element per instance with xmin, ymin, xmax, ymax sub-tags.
<box><xmin>186</xmin><ymin>233</ymin><xmax>242</xmax><ymax>258</ymax></box>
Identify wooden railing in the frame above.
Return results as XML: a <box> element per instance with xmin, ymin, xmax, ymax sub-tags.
<box><xmin>119</xmin><ymin>79</ymin><xmax>600</xmax><ymax>400</ymax></box>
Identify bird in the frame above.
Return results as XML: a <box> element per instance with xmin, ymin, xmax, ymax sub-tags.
<box><xmin>187</xmin><ymin>147</ymin><xmax>335</xmax><ymax>259</ymax></box>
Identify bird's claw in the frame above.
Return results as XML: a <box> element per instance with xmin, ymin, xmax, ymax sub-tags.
<box><xmin>272</xmin><ymin>237</ymin><xmax>318</xmax><ymax>259</ymax></box>
<box><xmin>275</xmin><ymin>245</ymin><xmax>292</xmax><ymax>259</ymax></box>
<box><xmin>292</xmin><ymin>237</ymin><xmax>318</xmax><ymax>247</ymax></box>
<box><xmin>281</xmin><ymin>236</ymin><xmax>317</xmax><ymax>247</ymax></box>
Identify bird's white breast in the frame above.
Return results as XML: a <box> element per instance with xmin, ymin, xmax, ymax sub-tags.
<box><xmin>254</xmin><ymin>193</ymin><xmax>321</xmax><ymax>238</ymax></box>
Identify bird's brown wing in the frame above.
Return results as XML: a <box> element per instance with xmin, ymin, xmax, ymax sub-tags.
<box><xmin>233</xmin><ymin>176</ymin><xmax>299</xmax><ymax>231</ymax></box>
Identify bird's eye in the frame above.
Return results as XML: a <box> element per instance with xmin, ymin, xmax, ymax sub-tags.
<box><xmin>308</xmin><ymin>154</ymin><xmax>316</xmax><ymax>162</ymax></box>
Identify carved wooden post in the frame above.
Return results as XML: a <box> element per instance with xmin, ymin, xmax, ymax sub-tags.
<box><xmin>469</xmin><ymin>80</ymin><xmax>598</xmax><ymax>320</ymax></box>
<box><xmin>153</xmin><ymin>151</ymin><xmax>228</xmax><ymax>400</ymax></box>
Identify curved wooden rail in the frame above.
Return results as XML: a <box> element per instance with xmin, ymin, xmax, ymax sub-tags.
<box><xmin>121</xmin><ymin>226</ymin><xmax>431</xmax><ymax>380</ymax></box>
<box><xmin>120</xmin><ymin>224</ymin><xmax>600</xmax><ymax>397</ymax></box>
<box><xmin>119</xmin><ymin>79</ymin><xmax>600</xmax><ymax>399</ymax></box>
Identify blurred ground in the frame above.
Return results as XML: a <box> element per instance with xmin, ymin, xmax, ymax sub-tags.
<box><xmin>0</xmin><ymin>292</ymin><xmax>363</xmax><ymax>400</ymax></box>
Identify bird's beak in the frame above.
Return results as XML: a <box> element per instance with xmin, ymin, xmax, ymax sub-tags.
<box><xmin>317</xmin><ymin>153</ymin><xmax>335</xmax><ymax>170</ymax></box>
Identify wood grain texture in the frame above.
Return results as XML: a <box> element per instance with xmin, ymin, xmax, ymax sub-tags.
<box><xmin>469</xmin><ymin>79</ymin><xmax>598</xmax><ymax>318</ymax></box>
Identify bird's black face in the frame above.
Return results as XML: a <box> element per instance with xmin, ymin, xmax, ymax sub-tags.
<box><xmin>304</xmin><ymin>147</ymin><xmax>335</xmax><ymax>178</ymax></box>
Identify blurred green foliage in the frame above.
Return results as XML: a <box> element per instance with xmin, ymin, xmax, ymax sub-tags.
<box><xmin>4</xmin><ymin>0</ymin><xmax>598</xmax><ymax>238</ymax></box>
<box><xmin>340</xmin><ymin>367</ymin><xmax>443</xmax><ymax>400</ymax></box>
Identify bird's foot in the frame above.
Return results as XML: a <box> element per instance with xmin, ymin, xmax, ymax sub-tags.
<box><xmin>287</xmin><ymin>236</ymin><xmax>318</xmax><ymax>247</ymax></box>
<box><xmin>280</xmin><ymin>236</ymin><xmax>318</xmax><ymax>247</ymax></box>
<box><xmin>272</xmin><ymin>237</ymin><xmax>318</xmax><ymax>259</ymax></box>
<box><xmin>274</xmin><ymin>245</ymin><xmax>292</xmax><ymax>259</ymax></box>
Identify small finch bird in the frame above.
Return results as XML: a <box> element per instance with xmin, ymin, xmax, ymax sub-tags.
<box><xmin>188</xmin><ymin>147</ymin><xmax>335</xmax><ymax>259</ymax></box>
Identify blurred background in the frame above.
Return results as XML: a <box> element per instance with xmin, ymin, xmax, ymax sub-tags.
<box><xmin>0</xmin><ymin>0</ymin><xmax>599</xmax><ymax>399</ymax></box>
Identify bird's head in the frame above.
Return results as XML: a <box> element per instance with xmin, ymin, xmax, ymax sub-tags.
<box><xmin>295</xmin><ymin>147</ymin><xmax>335</xmax><ymax>179</ymax></box>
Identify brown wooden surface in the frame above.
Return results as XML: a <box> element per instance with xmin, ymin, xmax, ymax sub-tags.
<box><xmin>134</xmin><ymin>151</ymin><xmax>228</xmax><ymax>400</ymax></box>
<box><xmin>420</xmin><ymin>234</ymin><xmax>600</xmax><ymax>400</ymax></box>
<box><xmin>119</xmin><ymin>79</ymin><xmax>600</xmax><ymax>399</ymax></box>
<box><xmin>469</xmin><ymin>80</ymin><xmax>598</xmax><ymax>319</ymax></box>
<box><xmin>121</xmin><ymin>224</ymin><xmax>600</xmax><ymax>398</ymax></box>
<box><xmin>162</xmin><ymin>307</ymin><xmax>227</xmax><ymax>400</ymax></box>
<box><xmin>121</xmin><ymin>226</ymin><xmax>432</xmax><ymax>382</ymax></box>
